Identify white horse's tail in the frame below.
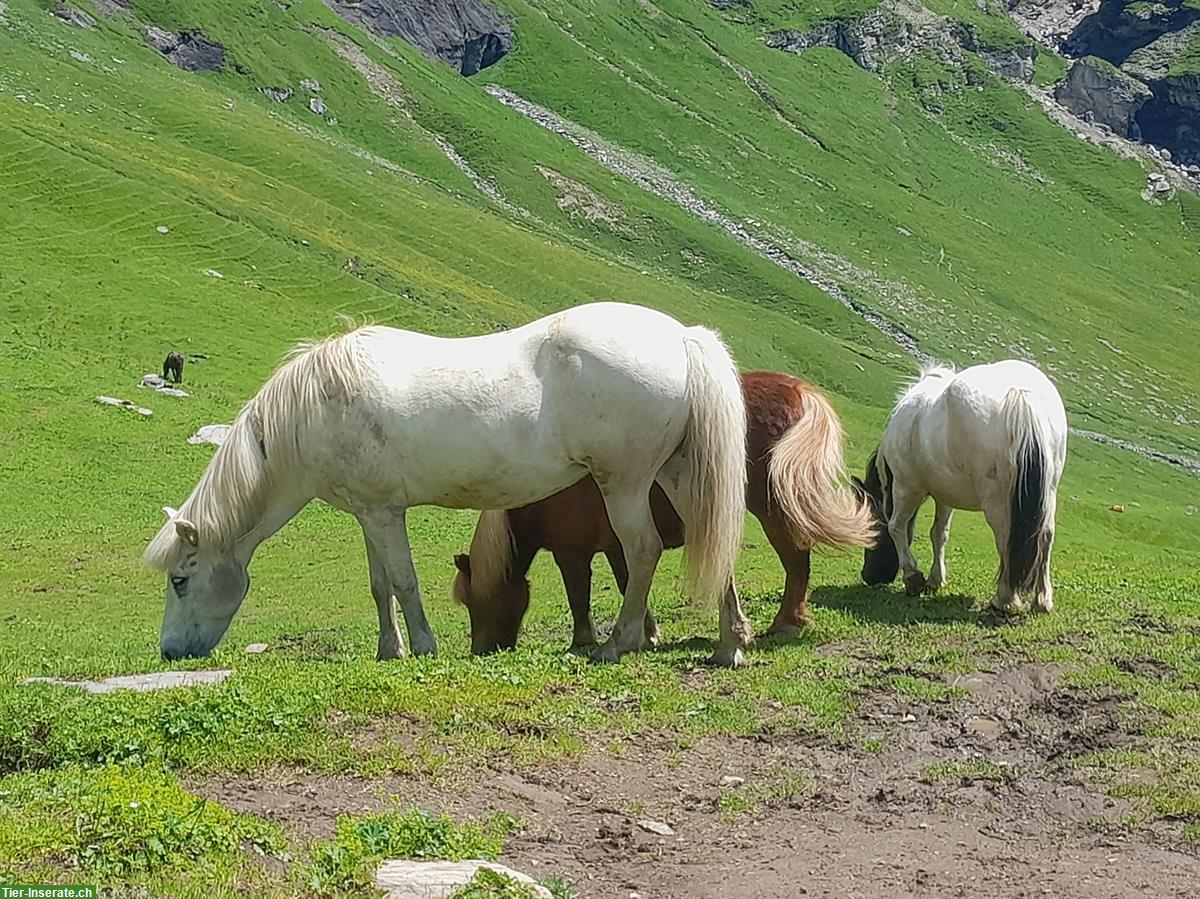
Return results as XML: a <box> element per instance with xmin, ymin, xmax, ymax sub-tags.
<box><xmin>680</xmin><ymin>327</ymin><xmax>748</xmax><ymax>604</ymax></box>
<box><xmin>1002</xmin><ymin>388</ymin><xmax>1056</xmax><ymax>597</ymax></box>
<box><xmin>767</xmin><ymin>390</ymin><xmax>877</xmax><ymax>549</ymax></box>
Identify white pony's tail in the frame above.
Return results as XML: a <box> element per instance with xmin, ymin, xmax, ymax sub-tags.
<box><xmin>767</xmin><ymin>390</ymin><xmax>877</xmax><ymax>549</ymax></box>
<box><xmin>1001</xmin><ymin>388</ymin><xmax>1056</xmax><ymax>598</ymax></box>
<box><xmin>679</xmin><ymin>327</ymin><xmax>748</xmax><ymax>604</ymax></box>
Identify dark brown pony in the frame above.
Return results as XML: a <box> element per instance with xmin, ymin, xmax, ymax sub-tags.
<box><xmin>163</xmin><ymin>351</ymin><xmax>185</xmax><ymax>384</ymax></box>
<box><xmin>453</xmin><ymin>370</ymin><xmax>876</xmax><ymax>654</ymax></box>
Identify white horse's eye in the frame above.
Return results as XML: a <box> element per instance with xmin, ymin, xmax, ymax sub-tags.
<box><xmin>170</xmin><ymin>576</ymin><xmax>189</xmax><ymax>592</ymax></box>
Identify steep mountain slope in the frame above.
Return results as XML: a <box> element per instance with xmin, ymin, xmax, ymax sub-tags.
<box><xmin>2</xmin><ymin>3</ymin><xmax>1199</xmax><ymax>894</ymax></box>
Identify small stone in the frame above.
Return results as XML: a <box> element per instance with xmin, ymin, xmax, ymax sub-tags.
<box><xmin>189</xmin><ymin>423</ymin><xmax>233</xmax><ymax>446</ymax></box>
<box><xmin>1110</xmin><ymin>505</ymin><xmax>1125</xmax><ymax>513</ymax></box>
<box><xmin>900</xmin><ymin>713</ymin><xmax>917</xmax><ymax>723</ymax></box>
<box><xmin>1153</xmin><ymin>180</ymin><xmax>1172</xmax><ymax>193</ymax></box>
<box><xmin>259</xmin><ymin>85</ymin><xmax>293</xmax><ymax>103</ymax></box>
<box><xmin>69</xmin><ymin>49</ymin><xmax>92</xmax><ymax>63</ymax></box>
<box><xmin>637</xmin><ymin>819</ymin><xmax>675</xmax><ymax>836</ymax></box>
<box><xmin>245</xmin><ymin>643</ymin><xmax>269</xmax><ymax>654</ymax></box>
<box><xmin>202</xmin><ymin>268</ymin><xmax>224</xmax><ymax>278</ymax></box>
<box><xmin>719</xmin><ymin>775</ymin><xmax>745</xmax><ymax>787</ymax></box>
<box><xmin>308</xmin><ymin>97</ymin><xmax>326</xmax><ymax>115</ymax></box>
<box><xmin>156</xmin><ymin>225</ymin><xmax>170</xmax><ymax>233</ymax></box>
<box><xmin>96</xmin><ymin>395</ymin><xmax>152</xmax><ymax>416</ymax></box>
<box><xmin>1148</xmin><ymin>172</ymin><xmax>1165</xmax><ymax>182</ymax></box>
<box><xmin>299</xmin><ymin>78</ymin><xmax>321</xmax><ymax>92</ymax></box>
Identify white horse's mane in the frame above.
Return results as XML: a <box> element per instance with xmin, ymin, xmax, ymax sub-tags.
<box><xmin>895</xmin><ymin>360</ymin><xmax>956</xmax><ymax>406</ymax></box>
<box><xmin>144</xmin><ymin>329</ymin><xmax>370</xmax><ymax>570</ymax></box>
<box><xmin>466</xmin><ymin>509</ymin><xmax>517</xmax><ymax>595</ymax></box>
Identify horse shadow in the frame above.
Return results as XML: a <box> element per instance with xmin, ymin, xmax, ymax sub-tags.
<box><xmin>808</xmin><ymin>583</ymin><xmax>1005</xmax><ymax>628</ymax></box>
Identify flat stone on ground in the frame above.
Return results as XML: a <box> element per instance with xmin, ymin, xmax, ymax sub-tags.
<box><xmin>375</xmin><ymin>860</ymin><xmax>552</xmax><ymax>899</ymax></box>
<box><xmin>23</xmin><ymin>669</ymin><xmax>233</xmax><ymax>693</ymax></box>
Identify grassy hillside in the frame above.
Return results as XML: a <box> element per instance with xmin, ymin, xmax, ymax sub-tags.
<box><xmin>1</xmin><ymin>0</ymin><xmax>1198</xmax><ymax>894</ymax></box>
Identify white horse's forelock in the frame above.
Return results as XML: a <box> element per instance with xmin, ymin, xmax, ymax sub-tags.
<box><xmin>467</xmin><ymin>509</ymin><xmax>517</xmax><ymax>595</ymax></box>
<box><xmin>143</xmin><ymin>329</ymin><xmax>369</xmax><ymax>571</ymax></box>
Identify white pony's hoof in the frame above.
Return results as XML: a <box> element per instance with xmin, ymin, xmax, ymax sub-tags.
<box><xmin>410</xmin><ymin>636</ymin><xmax>439</xmax><ymax>657</ymax></box>
<box><xmin>707</xmin><ymin>647</ymin><xmax>747</xmax><ymax>669</ymax></box>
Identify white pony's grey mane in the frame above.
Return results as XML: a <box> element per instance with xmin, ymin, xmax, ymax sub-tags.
<box><xmin>144</xmin><ymin>329</ymin><xmax>369</xmax><ymax>570</ymax></box>
<box><xmin>467</xmin><ymin>510</ymin><xmax>517</xmax><ymax>595</ymax></box>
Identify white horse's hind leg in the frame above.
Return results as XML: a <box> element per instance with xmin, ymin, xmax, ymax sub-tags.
<box><xmin>1032</xmin><ymin>495</ymin><xmax>1057</xmax><ymax>613</ymax></box>
<box><xmin>655</xmin><ymin>455</ymin><xmax>751</xmax><ymax>668</ymax></box>
<box><xmin>925</xmin><ymin>502</ymin><xmax>954</xmax><ymax>593</ymax></box>
<box><xmin>591</xmin><ymin>485</ymin><xmax>662</xmax><ymax>663</ymax></box>
<box><xmin>981</xmin><ymin>495</ymin><xmax>1021</xmax><ymax>611</ymax></box>
<box><xmin>887</xmin><ymin>486</ymin><xmax>927</xmax><ymax>596</ymax></box>
<box><xmin>359</xmin><ymin>510</ymin><xmax>439</xmax><ymax>656</ymax></box>
<box><xmin>362</xmin><ymin>528</ymin><xmax>405</xmax><ymax>660</ymax></box>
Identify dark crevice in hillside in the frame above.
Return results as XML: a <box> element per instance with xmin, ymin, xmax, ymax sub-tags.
<box><xmin>322</xmin><ymin>0</ymin><xmax>513</xmax><ymax>75</ymax></box>
<box><xmin>1065</xmin><ymin>0</ymin><xmax>1200</xmax><ymax>63</ymax></box>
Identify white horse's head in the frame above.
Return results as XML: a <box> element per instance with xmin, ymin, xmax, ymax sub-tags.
<box><xmin>154</xmin><ymin>506</ymin><xmax>251</xmax><ymax>660</ymax></box>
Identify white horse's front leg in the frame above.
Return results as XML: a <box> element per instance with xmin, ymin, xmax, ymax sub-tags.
<box><xmin>925</xmin><ymin>502</ymin><xmax>954</xmax><ymax>593</ymax></box>
<box><xmin>360</xmin><ymin>510</ymin><xmax>439</xmax><ymax>657</ymax></box>
<box><xmin>887</xmin><ymin>487</ymin><xmax>926</xmax><ymax>596</ymax></box>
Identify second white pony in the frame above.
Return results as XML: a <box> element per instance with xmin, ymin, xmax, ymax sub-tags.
<box><xmin>854</xmin><ymin>360</ymin><xmax>1067</xmax><ymax>612</ymax></box>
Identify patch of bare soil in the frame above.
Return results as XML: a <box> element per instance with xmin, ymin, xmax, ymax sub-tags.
<box><xmin>192</xmin><ymin>662</ymin><xmax>1198</xmax><ymax>898</ymax></box>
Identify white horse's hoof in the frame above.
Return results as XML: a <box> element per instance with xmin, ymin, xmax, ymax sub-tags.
<box><xmin>989</xmin><ymin>594</ymin><xmax>1023</xmax><ymax>613</ymax></box>
<box><xmin>707</xmin><ymin>647</ymin><xmax>747</xmax><ymax>669</ymax></box>
<box><xmin>410</xmin><ymin>636</ymin><xmax>439</xmax><ymax>657</ymax></box>
<box><xmin>924</xmin><ymin>575</ymin><xmax>945</xmax><ymax>593</ymax></box>
<box><xmin>903</xmin><ymin>572</ymin><xmax>926</xmax><ymax>596</ymax></box>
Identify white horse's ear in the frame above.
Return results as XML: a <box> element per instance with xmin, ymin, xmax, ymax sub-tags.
<box><xmin>162</xmin><ymin>505</ymin><xmax>179</xmax><ymax>520</ymax></box>
<box><xmin>174</xmin><ymin>518</ymin><xmax>199</xmax><ymax>547</ymax></box>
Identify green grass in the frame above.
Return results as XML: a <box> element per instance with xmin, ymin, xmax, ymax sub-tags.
<box><xmin>1</xmin><ymin>0</ymin><xmax>1199</xmax><ymax>894</ymax></box>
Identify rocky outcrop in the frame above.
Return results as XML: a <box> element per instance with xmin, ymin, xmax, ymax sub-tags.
<box><xmin>766</xmin><ymin>1</ymin><xmax>1038</xmax><ymax>82</ymax></box>
<box><xmin>1065</xmin><ymin>0</ymin><xmax>1199</xmax><ymax>62</ymax></box>
<box><xmin>325</xmin><ymin>0</ymin><xmax>512</xmax><ymax>75</ymax></box>
<box><xmin>1054</xmin><ymin>55</ymin><xmax>1152</xmax><ymax>136</ymax></box>
<box><xmin>51</xmin><ymin>2</ymin><xmax>97</xmax><ymax>28</ymax></box>
<box><xmin>144</xmin><ymin>26</ymin><xmax>225</xmax><ymax>71</ymax></box>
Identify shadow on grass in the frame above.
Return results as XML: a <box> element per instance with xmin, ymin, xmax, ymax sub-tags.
<box><xmin>810</xmin><ymin>584</ymin><xmax>1014</xmax><ymax>628</ymax></box>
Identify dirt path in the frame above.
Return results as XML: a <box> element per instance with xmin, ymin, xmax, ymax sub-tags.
<box><xmin>194</xmin><ymin>661</ymin><xmax>1199</xmax><ymax>897</ymax></box>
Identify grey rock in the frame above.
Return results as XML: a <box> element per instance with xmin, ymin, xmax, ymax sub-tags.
<box><xmin>245</xmin><ymin>643</ymin><xmax>269</xmax><ymax>654</ymax></box>
<box><xmin>259</xmin><ymin>85</ymin><xmax>293</xmax><ymax>102</ymax></box>
<box><xmin>96</xmin><ymin>395</ymin><xmax>152</xmax><ymax>416</ymax></box>
<box><xmin>719</xmin><ymin>775</ymin><xmax>746</xmax><ymax>787</ymax></box>
<box><xmin>1054</xmin><ymin>56</ymin><xmax>1152</xmax><ymax>137</ymax></box>
<box><xmin>325</xmin><ymin>0</ymin><xmax>512</xmax><ymax>75</ymax></box>
<box><xmin>1067</xmin><ymin>0</ymin><xmax>1199</xmax><ymax>63</ymax></box>
<box><xmin>139</xmin><ymin>373</ymin><xmax>188</xmax><ymax>397</ymax></box>
<box><xmin>299</xmin><ymin>77</ymin><xmax>322</xmax><ymax>92</ymax></box>
<box><xmin>69</xmin><ymin>49</ymin><xmax>92</xmax><ymax>63</ymax></box>
<box><xmin>202</xmin><ymin>267</ymin><xmax>224</xmax><ymax>278</ymax></box>
<box><xmin>709</xmin><ymin>0</ymin><xmax>749</xmax><ymax>8</ymax></box>
<box><xmin>637</xmin><ymin>819</ymin><xmax>675</xmax><ymax>836</ymax></box>
<box><xmin>143</xmin><ymin>26</ymin><xmax>225</xmax><ymax>71</ymax></box>
<box><xmin>24</xmin><ymin>670</ymin><xmax>232</xmax><ymax>693</ymax></box>
<box><xmin>189</xmin><ymin>423</ymin><xmax>232</xmax><ymax>446</ymax></box>
<box><xmin>374</xmin><ymin>860</ymin><xmax>552</xmax><ymax>899</ymax></box>
<box><xmin>51</xmin><ymin>2</ymin><xmax>97</xmax><ymax>28</ymax></box>
<box><xmin>90</xmin><ymin>0</ymin><xmax>131</xmax><ymax>15</ymax></box>
<box><xmin>156</xmin><ymin>224</ymin><xmax>170</xmax><ymax>233</ymax></box>
<box><xmin>308</xmin><ymin>96</ymin><xmax>326</xmax><ymax>115</ymax></box>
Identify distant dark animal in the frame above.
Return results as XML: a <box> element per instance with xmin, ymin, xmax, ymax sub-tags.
<box><xmin>163</xmin><ymin>351</ymin><xmax>185</xmax><ymax>384</ymax></box>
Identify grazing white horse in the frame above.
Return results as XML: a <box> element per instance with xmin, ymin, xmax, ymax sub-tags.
<box><xmin>854</xmin><ymin>360</ymin><xmax>1067</xmax><ymax>612</ymax></box>
<box><xmin>145</xmin><ymin>302</ymin><xmax>752</xmax><ymax>666</ymax></box>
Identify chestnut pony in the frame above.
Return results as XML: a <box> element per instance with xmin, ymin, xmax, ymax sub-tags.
<box><xmin>454</xmin><ymin>370</ymin><xmax>875</xmax><ymax>653</ymax></box>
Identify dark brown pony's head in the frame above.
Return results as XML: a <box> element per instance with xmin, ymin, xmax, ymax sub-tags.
<box><xmin>852</xmin><ymin>451</ymin><xmax>899</xmax><ymax>586</ymax></box>
<box><xmin>453</xmin><ymin>552</ymin><xmax>528</xmax><ymax>655</ymax></box>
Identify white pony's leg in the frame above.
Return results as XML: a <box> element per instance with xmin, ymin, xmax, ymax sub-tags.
<box><xmin>359</xmin><ymin>510</ymin><xmax>439</xmax><ymax>656</ymax></box>
<box><xmin>925</xmin><ymin>502</ymin><xmax>954</xmax><ymax>593</ymax></box>
<box><xmin>655</xmin><ymin>456</ymin><xmax>751</xmax><ymax>668</ymax></box>
<box><xmin>888</xmin><ymin>486</ymin><xmax>927</xmax><ymax>596</ymax></box>
<box><xmin>981</xmin><ymin>495</ymin><xmax>1021</xmax><ymax>611</ymax></box>
<box><xmin>1033</xmin><ymin>494</ymin><xmax>1057</xmax><ymax>613</ymax></box>
<box><xmin>591</xmin><ymin>485</ymin><xmax>662</xmax><ymax>663</ymax></box>
<box><xmin>362</xmin><ymin>527</ymin><xmax>405</xmax><ymax>661</ymax></box>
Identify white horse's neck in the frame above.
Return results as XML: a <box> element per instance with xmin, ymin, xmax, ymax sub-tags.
<box><xmin>231</xmin><ymin>488</ymin><xmax>310</xmax><ymax>566</ymax></box>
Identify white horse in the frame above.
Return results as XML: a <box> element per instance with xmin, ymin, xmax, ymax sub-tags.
<box><xmin>145</xmin><ymin>302</ymin><xmax>752</xmax><ymax>666</ymax></box>
<box><xmin>853</xmin><ymin>360</ymin><xmax>1067</xmax><ymax>612</ymax></box>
